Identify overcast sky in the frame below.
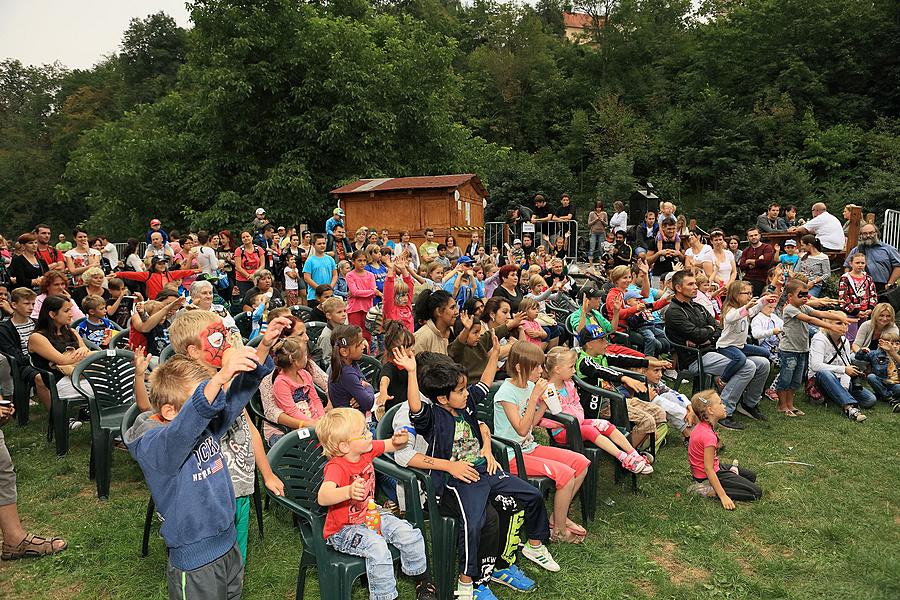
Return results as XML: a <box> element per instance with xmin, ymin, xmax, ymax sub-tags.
<box><xmin>0</xmin><ymin>0</ymin><xmax>193</xmax><ymax>70</ymax></box>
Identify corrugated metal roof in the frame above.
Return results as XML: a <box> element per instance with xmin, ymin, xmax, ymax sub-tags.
<box><xmin>331</xmin><ymin>174</ymin><xmax>485</xmax><ymax>196</ymax></box>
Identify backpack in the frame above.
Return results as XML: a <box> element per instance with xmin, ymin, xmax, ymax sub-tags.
<box><xmin>365</xmin><ymin>304</ymin><xmax>383</xmax><ymax>335</ymax></box>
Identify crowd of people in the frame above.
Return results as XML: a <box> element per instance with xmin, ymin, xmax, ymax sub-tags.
<box><xmin>0</xmin><ymin>197</ymin><xmax>899</xmax><ymax>600</ymax></box>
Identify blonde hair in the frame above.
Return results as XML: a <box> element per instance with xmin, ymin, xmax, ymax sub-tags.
<box><xmin>690</xmin><ymin>389</ymin><xmax>720</xmax><ymax>424</ymax></box>
<box><xmin>528</xmin><ymin>275</ymin><xmax>547</xmax><ymax>292</ymax></box>
<box><xmin>316</xmin><ymin>407</ymin><xmax>366</xmax><ymax>458</ymax></box>
<box><xmin>518</xmin><ymin>297</ymin><xmax>539</xmax><ymax>314</ymax></box>
<box><xmin>393</xmin><ymin>277</ymin><xmax>409</xmax><ymax>299</ymax></box>
<box><xmin>169</xmin><ymin>310</ymin><xmax>221</xmax><ymax>354</ymax></box>
<box><xmin>545</xmin><ymin>346</ymin><xmax>576</xmax><ymax>375</ymax></box>
<box><xmin>273</xmin><ymin>336</ymin><xmax>307</xmax><ymax>371</ymax></box>
<box><xmin>268</xmin><ymin>306</ymin><xmax>292</xmax><ymax>321</ymax></box>
<box><xmin>364</xmin><ymin>244</ymin><xmax>381</xmax><ymax>263</ymax></box>
<box><xmin>871</xmin><ymin>303</ymin><xmax>896</xmax><ymax>327</ymax></box>
<box><xmin>720</xmin><ymin>280</ymin><xmax>751</xmax><ymax>325</ymax></box>
<box><xmin>321</xmin><ymin>296</ymin><xmax>346</xmax><ymax>316</ymax></box>
<box><xmin>141</xmin><ymin>300</ymin><xmax>163</xmax><ymax>318</ymax></box>
<box><xmin>609</xmin><ymin>265</ymin><xmax>630</xmax><ymax>283</ymax></box>
<box><xmin>880</xmin><ymin>331</ymin><xmax>899</xmax><ymax>343</ymax></box>
<box><xmin>506</xmin><ymin>340</ymin><xmax>545</xmax><ymax>380</ymax></box>
<box><xmin>81</xmin><ymin>266</ymin><xmax>105</xmax><ymax>284</ymax></box>
<box><xmin>81</xmin><ymin>294</ymin><xmax>106</xmax><ymax>314</ymax></box>
<box><xmin>148</xmin><ymin>355</ymin><xmax>210</xmax><ymax>413</ymax></box>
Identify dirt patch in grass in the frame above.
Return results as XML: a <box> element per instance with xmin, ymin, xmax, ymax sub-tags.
<box><xmin>630</xmin><ymin>579</ymin><xmax>657</xmax><ymax>597</ymax></box>
<box><xmin>649</xmin><ymin>540</ymin><xmax>710</xmax><ymax>586</ymax></box>
<box><xmin>738</xmin><ymin>529</ymin><xmax>792</xmax><ymax>559</ymax></box>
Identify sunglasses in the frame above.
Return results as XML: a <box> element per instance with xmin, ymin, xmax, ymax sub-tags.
<box><xmin>797</xmin><ymin>292</ymin><xmax>809</xmax><ymax>298</ymax></box>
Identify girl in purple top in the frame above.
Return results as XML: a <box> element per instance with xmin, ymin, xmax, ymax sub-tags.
<box><xmin>687</xmin><ymin>391</ymin><xmax>762</xmax><ymax>509</ymax></box>
<box><xmin>327</xmin><ymin>324</ymin><xmax>375</xmax><ymax>424</ymax></box>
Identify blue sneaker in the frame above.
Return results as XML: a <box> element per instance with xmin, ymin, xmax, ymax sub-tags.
<box><xmin>455</xmin><ymin>583</ymin><xmax>498</xmax><ymax>600</ymax></box>
<box><xmin>491</xmin><ymin>564</ymin><xmax>537</xmax><ymax>592</ymax></box>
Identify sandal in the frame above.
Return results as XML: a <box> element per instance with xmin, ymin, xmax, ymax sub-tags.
<box><xmin>550</xmin><ymin>529</ymin><xmax>585</xmax><ymax>544</ymax></box>
<box><xmin>791</xmin><ymin>408</ymin><xmax>806</xmax><ymax>416</ymax></box>
<box><xmin>1</xmin><ymin>533</ymin><xmax>67</xmax><ymax>560</ymax></box>
<box><xmin>778</xmin><ymin>409</ymin><xmax>797</xmax><ymax>417</ymax></box>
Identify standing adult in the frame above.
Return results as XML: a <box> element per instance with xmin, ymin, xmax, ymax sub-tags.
<box><xmin>587</xmin><ymin>200</ymin><xmax>608</xmax><ymax>268</ymax></box>
<box><xmin>444</xmin><ymin>235</ymin><xmax>462</xmax><ymax>266</ymax></box>
<box><xmin>379</xmin><ymin>229</ymin><xmax>396</xmax><ymax>251</ymax></box>
<box><xmin>464</xmin><ymin>232</ymin><xmax>481</xmax><ymax>258</ymax></box>
<box><xmin>553</xmin><ymin>194</ymin><xmax>576</xmax><ymax>256</ymax></box>
<box><xmin>664</xmin><ymin>271</ymin><xmax>770</xmax><ymax>429</ymax></box>
<box><xmin>530</xmin><ymin>194</ymin><xmax>553</xmax><ymax>246</ymax></box>
<box><xmin>143</xmin><ymin>232</ymin><xmax>173</xmax><ymax>267</ymax></box>
<box><xmin>99</xmin><ymin>235</ymin><xmax>119</xmax><ymax>268</ymax></box>
<box><xmin>351</xmin><ymin>227</ymin><xmax>369</xmax><ymax>253</ymax></box>
<box><xmin>705</xmin><ymin>230</ymin><xmax>737</xmax><ymax>289</ymax></box>
<box><xmin>633</xmin><ymin>211</ymin><xmax>658</xmax><ymax>254</ymax></box>
<box><xmin>64</xmin><ymin>228</ymin><xmax>101</xmax><ymax>281</ymax></box>
<box><xmin>738</xmin><ymin>228</ymin><xmax>774</xmax><ymax>297</ymax></box>
<box><xmin>326</xmin><ymin>225</ymin><xmax>353</xmax><ymax>264</ymax></box>
<box><xmin>418</xmin><ymin>228</ymin><xmax>439</xmax><ymax>260</ymax></box>
<box><xmin>684</xmin><ymin>232</ymin><xmax>713</xmax><ymax>272</ymax></box>
<box><xmin>649</xmin><ymin>217</ymin><xmax>682</xmax><ymax>288</ymax></box>
<box><xmin>755</xmin><ymin>203</ymin><xmax>787</xmax><ymax>233</ymax></box>
<box><xmin>797</xmin><ymin>235</ymin><xmax>831</xmax><ymax>297</ymax></box>
<box><xmin>9</xmin><ymin>234</ymin><xmax>48</xmax><ymax>292</ymax></box>
<box><xmin>841</xmin><ymin>204</ymin><xmax>865</xmax><ymax>235</ymax></box>
<box><xmin>791</xmin><ymin>202</ymin><xmax>845</xmax><ymax>252</ymax></box>
<box><xmin>395</xmin><ymin>231</ymin><xmax>420</xmax><ymax>272</ymax></box>
<box><xmin>145</xmin><ymin>218</ymin><xmax>169</xmax><ymax>245</ymax></box>
<box><xmin>32</xmin><ymin>224</ymin><xmax>65</xmax><ymax>271</ymax></box>
<box><xmin>234</xmin><ymin>231</ymin><xmax>265</xmax><ymax>299</ymax></box>
<box><xmin>55</xmin><ymin>235</ymin><xmax>72</xmax><ymax>253</ymax></box>
<box><xmin>195</xmin><ymin>231</ymin><xmax>220</xmax><ymax>278</ymax></box>
<box><xmin>609</xmin><ymin>201</ymin><xmax>628</xmax><ymax>234</ymax></box>
<box><xmin>843</xmin><ymin>224</ymin><xmax>900</xmax><ymax>293</ymax></box>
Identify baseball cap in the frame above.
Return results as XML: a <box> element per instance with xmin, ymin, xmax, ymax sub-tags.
<box><xmin>256</xmin><ymin>207</ymin><xmax>266</xmax><ymax>215</ymax></box>
<box><xmin>513</xmin><ymin>238</ymin><xmax>522</xmax><ymax>245</ymax></box>
<box><xmin>624</xmin><ymin>290</ymin><xmax>643</xmax><ymax>301</ymax></box>
<box><xmin>784</xmin><ymin>239</ymin><xmax>797</xmax><ymax>247</ymax></box>
<box><xmin>150</xmin><ymin>218</ymin><xmax>161</xmax><ymax>226</ymax></box>
<box><xmin>457</xmin><ymin>256</ymin><xmax>473</xmax><ymax>265</ymax></box>
<box><xmin>578</xmin><ymin>324</ymin><xmax>607</xmax><ymax>347</ymax></box>
<box><xmin>583</xmin><ymin>287</ymin><xmax>604</xmax><ymax>299</ymax></box>
<box><xmin>334</xmin><ymin>208</ymin><xmax>345</xmax><ymax>217</ymax></box>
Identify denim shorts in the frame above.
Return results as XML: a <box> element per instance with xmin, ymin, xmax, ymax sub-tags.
<box><xmin>776</xmin><ymin>350</ymin><xmax>807</xmax><ymax>391</ymax></box>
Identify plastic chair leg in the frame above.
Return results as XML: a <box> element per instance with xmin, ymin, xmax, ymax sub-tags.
<box><xmin>295</xmin><ymin>551</ymin><xmax>314</xmax><ymax>600</ymax></box>
<box><xmin>53</xmin><ymin>397</ymin><xmax>70</xmax><ymax>456</ymax></box>
<box><xmin>12</xmin><ymin>375</ymin><xmax>31</xmax><ymax>426</ymax></box>
<box><xmin>96</xmin><ymin>432</ymin><xmax>113</xmax><ymax>500</ymax></box>
<box><xmin>252</xmin><ymin>484</ymin><xmax>264</xmax><ymax>539</ymax></box>
<box><xmin>142</xmin><ymin>497</ymin><xmax>155</xmax><ymax>557</ymax></box>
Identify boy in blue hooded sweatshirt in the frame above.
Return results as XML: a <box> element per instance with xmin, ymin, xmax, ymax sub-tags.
<box><xmin>123</xmin><ymin>317</ymin><xmax>288</xmax><ymax>599</ymax></box>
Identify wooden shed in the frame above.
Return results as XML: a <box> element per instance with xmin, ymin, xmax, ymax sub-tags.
<box><xmin>330</xmin><ymin>174</ymin><xmax>487</xmax><ymax>246</ymax></box>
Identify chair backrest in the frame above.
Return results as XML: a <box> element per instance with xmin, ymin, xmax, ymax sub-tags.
<box><xmin>72</xmin><ymin>350</ymin><xmax>137</xmax><ymax>428</ymax></box>
<box><xmin>121</xmin><ymin>403</ymin><xmax>143</xmax><ymax>445</ymax></box>
<box><xmin>357</xmin><ymin>354</ymin><xmax>382</xmax><ymax>388</ymax></box>
<box><xmin>267</xmin><ymin>429</ymin><xmax>329</xmax><ymax>519</ymax></box>
<box><xmin>375</xmin><ymin>404</ymin><xmax>403</xmax><ymax>440</ymax></box>
<box><xmin>305</xmin><ymin>321</ymin><xmax>327</xmax><ymax>347</ymax></box>
<box><xmin>247</xmin><ymin>391</ymin><xmax>266</xmax><ymax>428</ymax></box>
<box><xmin>71</xmin><ymin>317</ymin><xmax>86</xmax><ymax>329</ymax></box>
<box><xmin>234</xmin><ymin>312</ymin><xmax>252</xmax><ymax>340</ymax></box>
<box><xmin>476</xmin><ymin>381</ymin><xmax>504</xmax><ymax>431</ymax></box>
<box><xmin>110</xmin><ymin>328</ymin><xmax>130</xmax><ymax>349</ymax></box>
<box><xmin>572</xmin><ymin>374</ymin><xmax>629</xmax><ymax>429</ymax></box>
<box><xmin>292</xmin><ymin>305</ymin><xmax>314</xmax><ymax>323</ymax></box>
<box><xmin>158</xmin><ymin>344</ymin><xmax>175</xmax><ymax>364</ymax></box>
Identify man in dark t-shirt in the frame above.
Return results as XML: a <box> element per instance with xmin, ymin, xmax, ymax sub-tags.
<box><xmin>553</xmin><ymin>194</ymin><xmax>577</xmax><ymax>256</ymax></box>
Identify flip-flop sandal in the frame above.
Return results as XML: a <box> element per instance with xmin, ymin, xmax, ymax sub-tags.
<box><xmin>778</xmin><ymin>409</ymin><xmax>797</xmax><ymax>417</ymax></box>
<box><xmin>1</xmin><ymin>533</ymin><xmax>67</xmax><ymax>560</ymax></box>
<box><xmin>791</xmin><ymin>408</ymin><xmax>806</xmax><ymax>416</ymax></box>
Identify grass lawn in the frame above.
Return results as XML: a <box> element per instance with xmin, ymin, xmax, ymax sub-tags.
<box><xmin>1</xmin><ymin>397</ymin><xmax>898</xmax><ymax>600</ymax></box>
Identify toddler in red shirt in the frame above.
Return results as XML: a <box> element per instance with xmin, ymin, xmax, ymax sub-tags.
<box><xmin>316</xmin><ymin>408</ymin><xmax>437</xmax><ymax>600</ymax></box>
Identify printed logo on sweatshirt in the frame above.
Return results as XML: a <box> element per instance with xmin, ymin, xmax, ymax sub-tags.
<box><xmin>193</xmin><ymin>435</ymin><xmax>221</xmax><ymax>470</ymax></box>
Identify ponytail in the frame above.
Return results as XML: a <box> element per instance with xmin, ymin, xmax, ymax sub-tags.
<box><xmin>413</xmin><ymin>289</ymin><xmax>453</xmax><ymax>327</ymax></box>
<box><xmin>330</xmin><ymin>324</ymin><xmax>362</xmax><ymax>382</ymax></box>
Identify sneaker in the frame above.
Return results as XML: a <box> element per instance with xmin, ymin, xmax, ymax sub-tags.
<box><xmin>68</xmin><ymin>418</ymin><xmax>83</xmax><ymax>430</ymax></box>
<box><xmin>416</xmin><ymin>580</ymin><xmax>439</xmax><ymax>600</ymax></box>
<box><xmin>621</xmin><ymin>453</ymin><xmax>653</xmax><ymax>475</ymax></box>
<box><xmin>715</xmin><ymin>376</ymin><xmax>726</xmax><ymax>391</ymax></box>
<box><xmin>474</xmin><ymin>585</ymin><xmax>499</xmax><ymax>600</ymax></box>
<box><xmin>740</xmin><ymin>403</ymin><xmax>768</xmax><ymax>422</ymax></box>
<box><xmin>846</xmin><ymin>407</ymin><xmax>867</xmax><ymax>422</ymax></box>
<box><xmin>521</xmin><ymin>543</ymin><xmax>560</xmax><ymax>572</ymax></box>
<box><xmin>891</xmin><ymin>401</ymin><xmax>900</xmax><ymax>414</ymax></box>
<box><xmin>718</xmin><ymin>417</ymin><xmax>746</xmax><ymax>430</ymax></box>
<box><xmin>491</xmin><ymin>564</ymin><xmax>536</xmax><ymax>592</ymax></box>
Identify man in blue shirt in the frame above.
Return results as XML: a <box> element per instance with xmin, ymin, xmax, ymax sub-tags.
<box><xmin>844</xmin><ymin>224</ymin><xmax>900</xmax><ymax>293</ymax></box>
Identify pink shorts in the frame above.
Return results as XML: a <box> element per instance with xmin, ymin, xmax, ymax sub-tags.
<box><xmin>509</xmin><ymin>445</ymin><xmax>591</xmax><ymax>489</ymax></box>
<box><xmin>551</xmin><ymin>419</ymin><xmax>615</xmax><ymax>445</ymax></box>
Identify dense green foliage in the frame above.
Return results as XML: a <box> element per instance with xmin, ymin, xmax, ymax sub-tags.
<box><xmin>1</xmin><ymin>0</ymin><xmax>898</xmax><ymax>237</ymax></box>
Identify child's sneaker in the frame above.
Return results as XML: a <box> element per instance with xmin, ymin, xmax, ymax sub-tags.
<box><xmin>621</xmin><ymin>452</ymin><xmax>653</xmax><ymax>475</ymax></box>
<box><xmin>454</xmin><ymin>583</ymin><xmax>498</xmax><ymax>600</ymax></box>
<box><xmin>416</xmin><ymin>580</ymin><xmax>439</xmax><ymax>600</ymax></box>
<box><xmin>522</xmin><ymin>542</ymin><xmax>560</xmax><ymax>572</ymax></box>
<box><xmin>846</xmin><ymin>407</ymin><xmax>867</xmax><ymax>422</ymax></box>
<box><xmin>491</xmin><ymin>564</ymin><xmax>536</xmax><ymax>592</ymax></box>
<box><xmin>68</xmin><ymin>418</ymin><xmax>83</xmax><ymax>430</ymax></box>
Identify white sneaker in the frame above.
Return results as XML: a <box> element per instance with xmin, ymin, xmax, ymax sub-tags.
<box><xmin>664</xmin><ymin>369</ymin><xmax>678</xmax><ymax>380</ymax></box>
<box><xmin>522</xmin><ymin>542</ymin><xmax>560</xmax><ymax>572</ymax></box>
<box><xmin>68</xmin><ymin>419</ymin><xmax>83</xmax><ymax>430</ymax></box>
<box><xmin>846</xmin><ymin>407</ymin><xmax>867</xmax><ymax>422</ymax></box>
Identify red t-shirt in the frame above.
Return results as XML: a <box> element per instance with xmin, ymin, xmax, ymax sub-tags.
<box><xmin>322</xmin><ymin>440</ymin><xmax>385</xmax><ymax>539</ymax></box>
<box><xmin>687</xmin><ymin>421</ymin><xmax>720</xmax><ymax>480</ymax></box>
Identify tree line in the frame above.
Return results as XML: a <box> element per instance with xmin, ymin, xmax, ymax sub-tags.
<box><xmin>1</xmin><ymin>0</ymin><xmax>897</xmax><ymax>239</ymax></box>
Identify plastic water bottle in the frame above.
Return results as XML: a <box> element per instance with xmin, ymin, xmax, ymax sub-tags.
<box><xmin>365</xmin><ymin>500</ymin><xmax>381</xmax><ymax>535</ymax></box>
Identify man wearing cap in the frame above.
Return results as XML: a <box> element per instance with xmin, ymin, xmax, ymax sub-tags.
<box><xmin>145</xmin><ymin>219</ymin><xmax>169</xmax><ymax>245</ymax></box>
<box><xmin>253</xmin><ymin>208</ymin><xmax>269</xmax><ymax>235</ymax></box>
<box><xmin>325</xmin><ymin>208</ymin><xmax>345</xmax><ymax>239</ymax></box>
<box><xmin>844</xmin><ymin>224</ymin><xmax>900</xmax><ymax>293</ymax></box>
<box><xmin>664</xmin><ymin>270</ymin><xmax>770</xmax><ymax>430</ymax></box>
<box><xmin>442</xmin><ymin>256</ymin><xmax>483</xmax><ymax>308</ymax></box>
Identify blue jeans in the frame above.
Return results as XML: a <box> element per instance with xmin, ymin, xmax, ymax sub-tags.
<box><xmin>326</xmin><ymin>515</ymin><xmax>427</xmax><ymax>600</ymax></box>
<box><xmin>776</xmin><ymin>350</ymin><xmax>807</xmax><ymax>391</ymax></box>
<box><xmin>808</xmin><ymin>283</ymin><xmax>823</xmax><ymax>298</ymax></box>
<box><xmin>690</xmin><ymin>353</ymin><xmax>770</xmax><ymax>417</ymax></box>
<box><xmin>588</xmin><ymin>233</ymin><xmax>605</xmax><ymax>260</ymax></box>
<box><xmin>813</xmin><ymin>371</ymin><xmax>877</xmax><ymax>409</ymax></box>
<box><xmin>636</xmin><ymin>326</ymin><xmax>670</xmax><ymax>356</ymax></box>
<box><xmin>866</xmin><ymin>374</ymin><xmax>900</xmax><ymax>401</ymax></box>
<box><xmin>542</xmin><ymin>324</ymin><xmax>561</xmax><ymax>341</ymax></box>
<box><xmin>719</xmin><ymin>344</ymin><xmax>771</xmax><ymax>382</ymax></box>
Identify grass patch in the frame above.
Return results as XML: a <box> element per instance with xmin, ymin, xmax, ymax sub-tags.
<box><xmin>1</xmin><ymin>398</ymin><xmax>898</xmax><ymax>599</ymax></box>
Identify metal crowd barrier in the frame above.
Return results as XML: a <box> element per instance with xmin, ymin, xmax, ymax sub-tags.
<box><xmin>882</xmin><ymin>209</ymin><xmax>900</xmax><ymax>251</ymax></box>
<box><xmin>484</xmin><ymin>220</ymin><xmax>581</xmax><ymax>261</ymax></box>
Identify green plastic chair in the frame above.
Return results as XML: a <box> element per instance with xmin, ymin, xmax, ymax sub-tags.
<box><xmin>121</xmin><ymin>403</ymin><xmax>157</xmax><ymax>558</ymax></box>
<box><xmin>1</xmin><ymin>351</ymin><xmax>33</xmax><ymax>426</ymax></box>
<box><xmin>234</xmin><ymin>312</ymin><xmax>253</xmax><ymax>340</ymax></box>
<box><xmin>72</xmin><ymin>349</ymin><xmax>137</xmax><ymax>499</ymax></box>
<box><xmin>110</xmin><ymin>328</ymin><xmax>130</xmax><ymax>349</ymax></box>
<box><xmin>357</xmin><ymin>354</ymin><xmax>382</xmax><ymax>389</ymax></box>
<box><xmin>265</xmin><ymin>429</ymin><xmax>424</xmax><ymax>600</ymax></box>
<box><xmin>305</xmin><ymin>321</ymin><xmax>327</xmax><ymax>365</ymax></box>
<box><xmin>36</xmin><ymin>366</ymin><xmax>89</xmax><ymax>456</ymax></box>
<box><xmin>666</xmin><ymin>341</ymin><xmax>714</xmax><ymax>395</ymax></box>
<box><xmin>157</xmin><ymin>344</ymin><xmax>175</xmax><ymax>365</ymax></box>
<box><xmin>292</xmin><ymin>305</ymin><xmax>314</xmax><ymax>323</ymax></box>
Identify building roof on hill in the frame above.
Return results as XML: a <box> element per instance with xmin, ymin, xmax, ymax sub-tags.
<box><xmin>331</xmin><ymin>174</ymin><xmax>486</xmax><ymax>196</ymax></box>
<box><xmin>563</xmin><ymin>12</ymin><xmax>597</xmax><ymax>30</ymax></box>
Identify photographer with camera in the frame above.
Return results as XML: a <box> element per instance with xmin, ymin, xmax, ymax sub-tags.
<box><xmin>809</xmin><ymin>318</ymin><xmax>877</xmax><ymax>422</ymax></box>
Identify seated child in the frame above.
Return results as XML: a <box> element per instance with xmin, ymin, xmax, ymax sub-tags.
<box><xmin>317</xmin><ymin>296</ymin><xmax>346</xmax><ymax>364</ymax></box>
<box><xmin>123</xmin><ymin>346</ymin><xmax>270</xmax><ymax>598</ymax></box>
<box><xmin>693</xmin><ymin>272</ymin><xmax>722</xmax><ymax>319</ymax></box>
<box><xmin>309</xmin><ymin>284</ymin><xmax>334</xmax><ymax>323</ymax></box>
<box><xmin>406</xmin><ymin>346</ymin><xmax>560</xmax><ymax>598</ymax></box>
<box><xmin>517</xmin><ymin>298</ymin><xmax>548</xmax><ymax>348</ymax></box>
<box><xmin>327</xmin><ymin>324</ymin><xmax>374</xmax><ymax>421</ymax></box>
<box><xmin>863</xmin><ymin>333</ymin><xmax>900</xmax><ymax>409</ymax></box>
<box><xmin>494</xmin><ymin>341</ymin><xmax>591</xmax><ymax>544</ymax></box>
<box><xmin>541</xmin><ymin>348</ymin><xmax>652</xmax><ymax>474</ymax></box>
<box><xmin>715</xmin><ymin>282</ymin><xmax>773</xmax><ymax>387</ymax></box>
<box><xmin>751</xmin><ymin>296</ymin><xmax>784</xmax><ymax>401</ymax></box>
<box><xmin>687</xmin><ymin>390</ymin><xmax>762</xmax><ymax>507</ymax></box>
<box><xmin>316</xmin><ymin>408</ymin><xmax>438</xmax><ymax>600</ymax></box>
<box><xmin>778</xmin><ymin>239</ymin><xmax>800</xmax><ymax>277</ymax></box>
<box><xmin>271</xmin><ymin>336</ymin><xmax>326</xmax><ymax>443</ymax></box>
<box><xmin>77</xmin><ymin>294</ymin><xmax>115</xmax><ymax>348</ymax></box>
<box><xmin>622</xmin><ymin>290</ymin><xmax>670</xmax><ymax>357</ymax></box>
<box><xmin>575</xmin><ymin>325</ymin><xmax>668</xmax><ymax>450</ymax></box>
<box><xmin>641</xmin><ymin>363</ymin><xmax>694</xmax><ymax>445</ymax></box>
<box><xmin>106</xmin><ymin>277</ymin><xmax>138</xmax><ymax>329</ymax></box>
<box><xmin>377</xmin><ymin>320</ymin><xmax>415</xmax><ymax>419</ymax></box>
<box><xmin>450</xmin><ymin>308</ymin><xmax>519</xmax><ymax>381</ymax></box>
